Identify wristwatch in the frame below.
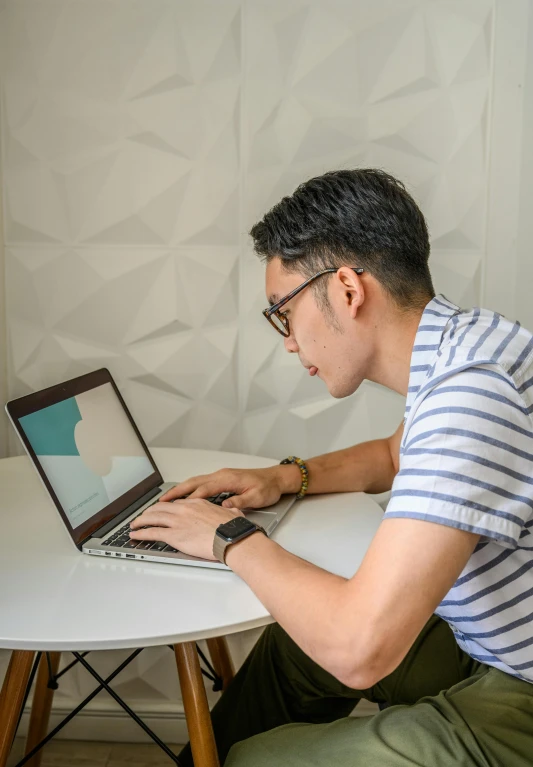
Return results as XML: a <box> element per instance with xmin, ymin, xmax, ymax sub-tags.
<box><xmin>213</xmin><ymin>517</ymin><xmax>266</xmax><ymax>565</ymax></box>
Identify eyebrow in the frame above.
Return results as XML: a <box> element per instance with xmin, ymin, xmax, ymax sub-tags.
<box><xmin>268</xmin><ymin>294</ymin><xmax>280</xmax><ymax>306</ymax></box>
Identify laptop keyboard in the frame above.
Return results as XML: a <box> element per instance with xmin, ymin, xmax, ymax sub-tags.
<box><xmin>101</xmin><ymin>492</ymin><xmax>236</xmax><ymax>554</ymax></box>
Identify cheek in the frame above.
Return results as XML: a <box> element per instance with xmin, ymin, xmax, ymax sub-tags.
<box><xmin>299</xmin><ymin>327</ymin><xmax>324</xmax><ymax>356</ymax></box>
<box><xmin>318</xmin><ymin>334</ymin><xmax>347</xmax><ymax>372</ymax></box>
<box><xmin>294</xmin><ymin>306</ymin><xmax>336</xmax><ymax>358</ymax></box>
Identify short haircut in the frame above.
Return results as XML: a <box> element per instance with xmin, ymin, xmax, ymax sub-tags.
<box><xmin>250</xmin><ymin>168</ymin><xmax>435</xmax><ymax>312</ymax></box>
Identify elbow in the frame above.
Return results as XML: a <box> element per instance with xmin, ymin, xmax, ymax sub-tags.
<box><xmin>322</xmin><ymin>644</ymin><xmax>385</xmax><ymax>691</ymax></box>
<box><xmin>335</xmin><ymin>660</ymin><xmax>383</xmax><ymax>691</ymax></box>
<box><xmin>334</xmin><ymin>639</ymin><xmax>408</xmax><ymax>690</ymax></box>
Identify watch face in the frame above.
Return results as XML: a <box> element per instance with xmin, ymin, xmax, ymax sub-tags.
<box><xmin>217</xmin><ymin>516</ymin><xmax>257</xmax><ymax>542</ymax></box>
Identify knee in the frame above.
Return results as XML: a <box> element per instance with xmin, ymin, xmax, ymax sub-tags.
<box><xmin>224</xmin><ymin>737</ymin><xmax>267</xmax><ymax>767</ymax></box>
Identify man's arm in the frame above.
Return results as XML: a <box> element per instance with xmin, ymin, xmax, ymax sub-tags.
<box><xmin>162</xmin><ymin>421</ymin><xmax>405</xmax><ymax>506</ymax></box>
<box><xmin>132</xmin><ymin>412</ymin><xmax>475</xmax><ymax>689</ymax></box>
<box><xmin>293</xmin><ymin>420</ymin><xmax>404</xmax><ymax>496</ymax></box>
<box><xmin>132</xmin><ymin>486</ymin><xmax>478</xmax><ymax>690</ymax></box>
<box><xmin>225</xmin><ymin>517</ymin><xmax>479</xmax><ymax>689</ymax></box>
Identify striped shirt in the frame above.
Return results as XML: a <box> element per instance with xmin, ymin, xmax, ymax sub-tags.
<box><xmin>386</xmin><ymin>294</ymin><xmax>533</xmax><ymax>683</ymax></box>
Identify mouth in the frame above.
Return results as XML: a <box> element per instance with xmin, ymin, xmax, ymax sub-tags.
<box><xmin>305</xmin><ymin>365</ymin><xmax>318</xmax><ymax>377</ymax></box>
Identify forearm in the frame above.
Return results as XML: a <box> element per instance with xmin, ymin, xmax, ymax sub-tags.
<box><xmin>278</xmin><ymin>437</ymin><xmax>397</xmax><ymax>496</ymax></box>
<box><xmin>225</xmin><ymin>533</ymin><xmax>367</xmax><ymax>685</ymax></box>
<box><xmin>224</xmin><ymin>516</ymin><xmax>478</xmax><ymax>690</ymax></box>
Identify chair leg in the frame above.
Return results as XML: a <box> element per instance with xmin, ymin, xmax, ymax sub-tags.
<box><xmin>0</xmin><ymin>650</ymin><xmax>35</xmax><ymax>767</ymax></box>
<box><xmin>205</xmin><ymin>637</ymin><xmax>234</xmax><ymax>691</ymax></box>
<box><xmin>174</xmin><ymin>642</ymin><xmax>219</xmax><ymax>767</ymax></box>
<box><xmin>24</xmin><ymin>653</ymin><xmax>61</xmax><ymax>767</ymax></box>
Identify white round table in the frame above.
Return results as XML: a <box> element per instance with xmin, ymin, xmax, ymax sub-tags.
<box><xmin>0</xmin><ymin>448</ymin><xmax>383</xmax><ymax>767</ymax></box>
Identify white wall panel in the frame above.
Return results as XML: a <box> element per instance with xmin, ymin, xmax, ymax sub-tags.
<box><xmin>5</xmin><ymin>246</ymin><xmax>240</xmax><ymax>453</ymax></box>
<box><xmin>515</xmin><ymin>6</ymin><xmax>533</xmax><ymax>330</ymax></box>
<box><xmin>484</xmin><ymin>0</ymin><xmax>531</xmax><ymax>321</ymax></box>
<box><xmin>0</xmin><ymin>0</ymin><xmax>242</xmax><ymax>455</ymax></box>
<box><xmin>0</xmin><ymin>0</ymin><xmax>6</xmax><ymax>455</ymax></box>
<box><xmin>241</xmin><ymin>0</ymin><xmax>493</xmax><ymax>458</ymax></box>
<box><xmin>0</xmin><ymin>161</ymin><xmax>6</xmax><ymax>458</ymax></box>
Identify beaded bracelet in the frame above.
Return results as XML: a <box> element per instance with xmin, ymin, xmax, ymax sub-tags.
<box><xmin>280</xmin><ymin>456</ymin><xmax>309</xmax><ymax>500</ymax></box>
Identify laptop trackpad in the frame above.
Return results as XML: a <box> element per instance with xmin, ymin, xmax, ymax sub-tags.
<box><xmin>244</xmin><ymin>510</ymin><xmax>277</xmax><ymax>527</ymax></box>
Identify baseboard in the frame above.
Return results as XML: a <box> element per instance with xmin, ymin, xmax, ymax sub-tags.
<box><xmin>16</xmin><ymin>697</ymin><xmax>379</xmax><ymax>743</ymax></box>
<box><xmin>17</xmin><ymin>699</ymin><xmax>190</xmax><ymax>744</ymax></box>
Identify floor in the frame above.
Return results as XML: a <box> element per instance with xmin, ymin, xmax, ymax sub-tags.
<box><xmin>7</xmin><ymin>739</ymin><xmax>185</xmax><ymax>767</ymax></box>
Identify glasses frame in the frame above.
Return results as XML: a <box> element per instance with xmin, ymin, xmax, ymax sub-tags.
<box><xmin>262</xmin><ymin>267</ymin><xmax>364</xmax><ymax>337</ymax></box>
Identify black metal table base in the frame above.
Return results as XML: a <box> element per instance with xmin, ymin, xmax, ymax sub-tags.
<box><xmin>12</xmin><ymin>645</ymin><xmax>223</xmax><ymax>767</ymax></box>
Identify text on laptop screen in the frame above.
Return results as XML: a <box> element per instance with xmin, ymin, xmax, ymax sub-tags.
<box><xmin>19</xmin><ymin>383</ymin><xmax>153</xmax><ymax>529</ymax></box>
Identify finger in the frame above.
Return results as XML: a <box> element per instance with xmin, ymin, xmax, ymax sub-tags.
<box><xmin>141</xmin><ymin>500</ymin><xmax>192</xmax><ymax>518</ymax></box>
<box><xmin>187</xmin><ymin>482</ymin><xmax>228</xmax><ymax>499</ymax></box>
<box><xmin>143</xmin><ymin>501</ymin><xmax>184</xmax><ymax>514</ymax></box>
<box><xmin>129</xmin><ymin>526</ymin><xmax>171</xmax><ymax>542</ymax></box>
<box><xmin>221</xmin><ymin>493</ymin><xmax>255</xmax><ymax>510</ymax></box>
<box><xmin>159</xmin><ymin>480</ymin><xmax>199</xmax><ymax>502</ymax></box>
<box><xmin>130</xmin><ymin>510</ymin><xmax>174</xmax><ymax>529</ymax></box>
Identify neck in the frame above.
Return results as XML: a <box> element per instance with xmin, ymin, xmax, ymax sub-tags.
<box><xmin>365</xmin><ymin>307</ymin><xmax>424</xmax><ymax>397</ymax></box>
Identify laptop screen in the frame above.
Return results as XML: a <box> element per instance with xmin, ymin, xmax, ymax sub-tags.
<box><xmin>19</xmin><ymin>383</ymin><xmax>154</xmax><ymax>530</ymax></box>
<box><xmin>7</xmin><ymin>369</ymin><xmax>163</xmax><ymax>546</ymax></box>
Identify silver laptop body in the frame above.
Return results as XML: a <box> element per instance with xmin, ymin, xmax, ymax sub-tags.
<box><xmin>6</xmin><ymin>368</ymin><xmax>295</xmax><ymax>571</ymax></box>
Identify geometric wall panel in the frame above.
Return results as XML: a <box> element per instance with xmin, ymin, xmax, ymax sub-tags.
<box><xmin>1</xmin><ymin>0</ymin><xmax>494</xmax><ymax>462</ymax></box>
<box><xmin>0</xmin><ymin>231</ymin><xmax>5</xmax><ymax>459</ymax></box>
<box><xmin>0</xmin><ymin>0</ymin><xmax>241</xmax><ymax>248</ymax></box>
<box><xmin>6</xmin><ymin>247</ymin><xmax>239</xmax><ymax>452</ymax></box>
<box><xmin>1</xmin><ymin>0</ymin><xmax>242</xmax><ymax>456</ymax></box>
<box><xmin>241</xmin><ymin>0</ymin><xmax>493</xmax><ymax>457</ymax></box>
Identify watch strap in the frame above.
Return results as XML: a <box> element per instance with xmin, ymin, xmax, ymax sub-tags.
<box><xmin>213</xmin><ymin>521</ymin><xmax>266</xmax><ymax>565</ymax></box>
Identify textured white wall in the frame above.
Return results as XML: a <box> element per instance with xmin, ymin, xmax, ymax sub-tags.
<box><xmin>0</xmin><ymin>262</ymin><xmax>6</xmax><ymax>459</ymax></box>
<box><xmin>483</xmin><ymin>0</ymin><xmax>532</xmax><ymax>323</ymax></box>
<box><xmin>0</xmin><ymin>124</ymin><xmax>6</xmax><ymax>457</ymax></box>
<box><xmin>515</xmin><ymin>7</ymin><xmax>533</xmax><ymax>330</ymax></box>
<box><xmin>0</xmin><ymin>0</ymin><xmax>506</xmax><ymax>463</ymax></box>
<box><xmin>0</xmin><ymin>0</ymin><xmax>243</xmax><ymax>458</ymax></box>
<box><xmin>0</xmin><ymin>0</ymin><xmax>531</xmax><ymax>743</ymax></box>
<box><xmin>240</xmin><ymin>0</ymin><xmax>497</xmax><ymax>456</ymax></box>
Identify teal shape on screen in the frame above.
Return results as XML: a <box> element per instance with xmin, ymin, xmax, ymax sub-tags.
<box><xmin>20</xmin><ymin>397</ymin><xmax>82</xmax><ymax>457</ymax></box>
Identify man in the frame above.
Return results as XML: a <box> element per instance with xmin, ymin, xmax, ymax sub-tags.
<box><xmin>130</xmin><ymin>169</ymin><xmax>533</xmax><ymax>766</ymax></box>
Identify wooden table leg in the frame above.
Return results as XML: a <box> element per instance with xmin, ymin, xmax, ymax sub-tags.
<box><xmin>0</xmin><ymin>650</ymin><xmax>35</xmax><ymax>767</ymax></box>
<box><xmin>174</xmin><ymin>642</ymin><xmax>219</xmax><ymax>767</ymax></box>
<box><xmin>24</xmin><ymin>652</ymin><xmax>61</xmax><ymax>767</ymax></box>
<box><xmin>206</xmin><ymin>637</ymin><xmax>234</xmax><ymax>691</ymax></box>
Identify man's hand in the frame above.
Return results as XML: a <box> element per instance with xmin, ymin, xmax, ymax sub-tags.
<box><xmin>129</xmin><ymin>500</ymin><xmax>245</xmax><ymax>560</ymax></box>
<box><xmin>159</xmin><ymin>465</ymin><xmax>300</xmax><ymax>510</ymax></box>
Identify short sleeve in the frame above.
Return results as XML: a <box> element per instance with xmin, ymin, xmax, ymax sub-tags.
<box><xmin>385</xmin><ymin>366</ymin><xmax>533</xmax><ymax>549</ymax></box>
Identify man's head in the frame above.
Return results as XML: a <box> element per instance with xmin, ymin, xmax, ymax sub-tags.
<box><xmin>250</xmin><ymin>169</ymin><xmax>434</xmax><ymax>398</ymax></box>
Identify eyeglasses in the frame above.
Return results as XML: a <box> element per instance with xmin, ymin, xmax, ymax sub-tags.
<box><xmin>262</xmin><ymin>267</ymin><xmax>364</xmax><ymax>337</ymax></box>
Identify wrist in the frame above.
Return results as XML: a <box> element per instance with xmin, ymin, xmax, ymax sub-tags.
<box><xmin>273</xmin><ymin>463</ymin><xmax>302</xmax><ymax>495</ymax></box>
<box><xmin>224</xmin><ymin>528</ymin><xmax>271</xmax><ymax>569</ymax></box>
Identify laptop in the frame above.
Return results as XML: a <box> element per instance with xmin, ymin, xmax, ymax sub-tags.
<box><xmin>5</xmin><ymin>368</ymin><xmax>295</xmax><ymax>570</ymax></box>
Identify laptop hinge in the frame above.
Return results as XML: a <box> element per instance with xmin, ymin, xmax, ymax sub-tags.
<box><xmin>81</xmin><ymin>486</ymin><xmax>161</xmax><ymax>545</ymax></box>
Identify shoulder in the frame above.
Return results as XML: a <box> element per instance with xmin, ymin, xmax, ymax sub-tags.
<box><xmin>404</xmin><ymin>363</ymin><xmax>532</xmax><ymax>448</ymax></box>
<box><xmin>393</xmin><ymin>364</ymin><xmax>533</xmax><ymax>548</ymax></box>
<box><xmin>437</xmin><ymin>308</ymin><xmax>533</xmax><ymax>385</ymax></box>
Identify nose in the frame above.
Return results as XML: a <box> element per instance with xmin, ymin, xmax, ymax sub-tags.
<box><xmin>284</xmin><ymin>333</ymin><xmax>299</xmax><ymax>353</ymax></box>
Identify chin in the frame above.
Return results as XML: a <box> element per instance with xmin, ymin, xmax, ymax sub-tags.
<box><xmin>326</xmin><ymin>376</ymin><xmax>363</xmax><ymax>399</ymax></box>
<box><xmin>326</xmin><ymin>382</ymin><xmax>351</xmax><ymax>399</ymax></box>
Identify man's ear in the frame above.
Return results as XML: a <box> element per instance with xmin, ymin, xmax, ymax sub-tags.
<box><xmin>335</xmin><ymin>267</ymin><xmax>364</xmax><ymax>317</ymax></box>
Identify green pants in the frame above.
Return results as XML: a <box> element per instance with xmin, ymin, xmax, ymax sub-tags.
<box><xmin>178</xmin><ymin>615</ymin><xmax>533</xmax><ymax>766</ymax></box>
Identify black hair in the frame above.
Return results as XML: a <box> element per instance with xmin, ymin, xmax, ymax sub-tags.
<box><xmin>250</xmin><ymin>168</ymin><xmax>434</xmax><ymax>312</ymax></box>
